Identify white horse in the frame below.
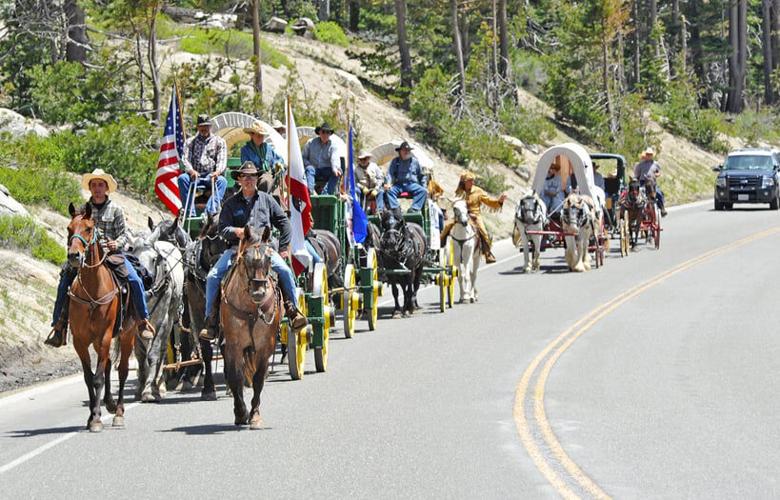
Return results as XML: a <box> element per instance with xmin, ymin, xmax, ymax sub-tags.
<box><xmin>127</xmin><ymin>234</ymin><xmax>184</xmax><ymax>402</ymax></box>
<box><xmin>449</xmin><ymin>199</ymin><xmax>480</xmax><ymax>303</ymax></box>
<box><xmin>513</xmin><ymin>192</ymin><xmax>547</xmax><ymax>273</ymax></box>
<box><xmin>561</xmin><ymin>193</ymin><xmax>596</xmax><ymax>272</ymax></box>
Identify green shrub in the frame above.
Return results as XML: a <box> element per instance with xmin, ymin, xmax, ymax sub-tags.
<box><xmin>0</xmin><ymin>215</ymin><xmax>65</xmax><ymax>265</ymax></box>
<box><xmin>723</xmin><ymin>111</ymin><xmax>780</xmax><ymax>146</ymax></box>
<box><xmin>499</xmin><ymin>106</ymin><xmax>555</xmax><ymax>146</ymax></box>
<box><xmin>178</xmin><ymin>27</ymin><xmax>292</xmax><ymax>69</ymax></box>
<box><xmin>0</xmin><ymin>166</ymin><xmax>81</xmax><ymax>216</ymax></box>
<box><xmin>314</xmin><ymin>21</ymin><xmax>350</xmax><ymax>47</ymax></box>
<box><xmin>660</xmin><ymin>78</ymin><xmax>728</xmax><ymax>154</ymax></box>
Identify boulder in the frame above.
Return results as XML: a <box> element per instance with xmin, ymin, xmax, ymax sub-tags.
<box><xmin>0</xmin><ymin>109</ymin><xmax>49</xmax><ymax>139</ymax></box>
<box><xmin>500</xmin><ymin>134</ymin><xmax>526</xmax><ymax>153</ymax></box>
<box><xmin>199</xmin><ymin>13</ymin><xmax>237</xmax><ymax>30</ymax></box>
<box><xmin>334</xmin><ymin>69</ymin><xmax>366</xmax><ymax>98</ymax></box>
<box><xmin>291</xmin><ymin>17</ymin><xmax>315</xmax><ymax>38</ymax></box>
<box><xmin>0</xmin><ymin>184</ymin><xmax>29</xmax><ymax>217</ymax></box>
<box><xmin>264</xmin><ymin>16</ymin><xmax>288</xmax><ymax>33</ymax></box>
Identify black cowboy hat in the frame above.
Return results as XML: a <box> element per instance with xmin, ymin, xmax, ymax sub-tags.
<box><xmin>230</xmin><ymin>161</ymin><xmax>260</xmax><ymax>179</ymax></box>
<box><xmin>314</xmin><ymin>122</ymin><xmax>334</xmax><ymax>134</ymax></box>
<box><xmin>196</xmin><ymin>113</ymin><xmax>212</xmax><ymax>126</ymax></box>
<box><xmin>395</xmin><ymin>141</ymin><xmax>413</xmax><ymax>152</ymax></box>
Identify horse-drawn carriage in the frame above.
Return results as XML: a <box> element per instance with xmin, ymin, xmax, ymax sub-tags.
<box><xmin>617</xmin><ymin>176</ymin><xmax>662</xmax><ymax>254</ymax></box>
<box><xmin>517</xmin><ymin>143</ymin><xmax>609</xmax><ymax>272</ymax></box>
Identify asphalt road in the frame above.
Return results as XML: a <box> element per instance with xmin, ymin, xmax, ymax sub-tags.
<box><xmin>1</xmin><ymin>200</ymin><xmax>779</xmax><ymax>498</ymax></box>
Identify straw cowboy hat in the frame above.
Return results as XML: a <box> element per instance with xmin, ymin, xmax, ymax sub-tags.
<box><xmin>641</xmin><ymin>147</ymin><xmax>656</xmax><ymax>158</ymax></box>
<box><xmin>357</xmin><ymin>150</ymin><xmax>373</xmax><ymax>159</ymax></box>
<box><xmin>81</xmin><ymin>169</ymin><xmax>118</xmax><ymax>193</ymax></box>
<box><xmin>459</xmin><ymin>171</ymin><xmax>476</xmax><ymax>182</ymax></box>
<box><xmin>271</xmin><ymin>119</ymin><xmax>285</xmax><ymax>130</ymax></box>
<box><xmin>243</xmin><ymin>120</ymin><xmax>271</xmax><ymax>136</ymax></box>
<box><xmin>231</xmin><ymin>161</ymin><xmax>260</xmax><ymax>180</ymax></box>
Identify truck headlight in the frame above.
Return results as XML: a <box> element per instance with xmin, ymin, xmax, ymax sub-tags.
<box><xmin>716</xmin><ymin>177</ymin><xmax>727</xmax><ymax>188</ymax></box>
<box><xmin>763</xmin><ymin>177</ymin><xmax>776</xmax><ymax>188</ymax></box>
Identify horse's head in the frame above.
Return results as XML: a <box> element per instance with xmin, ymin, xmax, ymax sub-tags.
<box><xmin>643</xmin><ymin>176</ymin><xmax>657</xmax><ymax>201</ymax></box>
<box><xmin>625</xmin><ymin>179</ymin><xmax>645</xmax><ymax>209</ymax></box>
<box><xmin>198</xmin><ymin>211</ymin><xmax>225</xmax><ymax>267</ymax></box>
<box><xmin>516</xmin><ymin>192</ymin><xmax>545</xmax><ymax>225</ymax></box>
<box><xmin>562</xmin><ymin>194</ymin><xmax>591</xmax><ymax>229</ymax></box>
<box><xmin>379</xmin><ymin>209</ymin><xmax>408</xmax><ymax>260</ymax></box>
<box><xmin>238</xmin><ymin>225</ymin><xmax>273</xmax><ymax>304</ymax></box>
<box><xmin>67</xmin><ymin>202</ymin><xmax>97</xmax><ymax>268</ymax></box>
<box><xmin>148</xmin><ymin>214</ymin><xmax>191</xmax><ymax>251</ymax></box>
<box><xmin>452</xmin><ymin>199</ymin><xmax>469</xmax><ymax>226</ymax></box>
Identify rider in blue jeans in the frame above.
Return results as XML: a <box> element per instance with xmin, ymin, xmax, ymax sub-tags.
<box><xmin>200</xmin><ymin>162</ymin><xmax>307</xmax><ymax>341</ymax></box>
<box><xmin>303</xmin><ymin>122</ymin><xmax>342</xmax><ymax>195</ymax></box>
<box><xmin>384</xmin><ymin>141</ymin><xmax>428</xmax><ymax>213</ymax></box>
<box><xmin>45</xmin><ymin>169</ymin><xmax>154</xmax><ymax>347</ymax></box>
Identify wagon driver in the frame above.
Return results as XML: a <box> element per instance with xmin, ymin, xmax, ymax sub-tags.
<box><xmin>633</xmin><ymin>147</ymin><xmax>667</xmax><ymax>217</ymax></box>
<box><xmin>240</xmin><ymin>120</ymin><xmax>285</xmax><ymax>195</ymax></box>
<box><xmin>178</xmin><ymin>114</ymin><xmax>228</xmax><ymax>215</ymax></box>
<box><xmin>440</xmin><ymin>171</ymin><xmax>507</xmax><ymax>264</ymax></box>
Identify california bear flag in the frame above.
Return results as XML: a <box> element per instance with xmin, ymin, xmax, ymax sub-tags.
<box><xmin>285</xmin><ymin>100</ymin><xmax>313</xmax><ymax>275</ymax></box>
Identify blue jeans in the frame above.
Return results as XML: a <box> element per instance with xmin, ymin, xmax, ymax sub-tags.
<box><xmin>306</xmin><ymin>240</ymin><xmax>323</xmax><ymax>264</ymax></box>
<box><xmin>305</xmin><ymin>166</ymin><xmax>340</xmax><ymax>195</ymax></box>
<box><xmin>386</xmin><ymin>182</ymin><xmax>427</xmax><ymax>211</ymax></box>
<box><xmin>178</xmin><ymin>173</ymin><xmax>227</xmax><ymax>215</ymax></box>
<box><xmin>51</xmin><ymin>257</ymin><xmax>148</xmax><ymax>325</ymax></box>
<box><xmin>205</xmin><ymin>248</ymin><xmax>299</xmax><ymax>319</ymax></box>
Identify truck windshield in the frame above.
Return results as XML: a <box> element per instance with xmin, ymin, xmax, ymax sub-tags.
<box><xmin>723</xmin><ymin>155</ymin><xmax>773</xmax><ymax>171</ymax></box>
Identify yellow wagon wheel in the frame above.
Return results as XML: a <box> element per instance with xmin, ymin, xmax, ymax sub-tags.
<box><xmin>446</xmin><ymin>242</ymin><xmax>456</xmax><ymax>308</ymax></box>
<box><xmin>286</xmin><ymin>288</ymin><xmax>308</xmax><ymax>380</ymax></box>
<box><xmin>313</xmin><ymin>263</ymin><xmax>331</xmax><ymax>373</ymax></box>
<box><xmin>620</xmin><ymin>210</ymin><xmax>630</xmax><ymax>257</ymax></box>
<box><xmin>366</xmin><ymin>248</ymin><xmax>380</xmax><ymax>331</ymax></box>
<box><xmin>438</xmin><ymin>271</ymin><xmax>446</xmax><ymax>313</ymax></box>
<box><xmin>342</xmin><ymin>264</ymin><xmax>358</xmax><ymax>339</ymax></box>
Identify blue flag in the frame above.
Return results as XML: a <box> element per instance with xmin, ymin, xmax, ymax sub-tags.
<box><xmin>348</xmin><ymin>126</ymin><xmax>368</xmax><ymax>244</ymax></box>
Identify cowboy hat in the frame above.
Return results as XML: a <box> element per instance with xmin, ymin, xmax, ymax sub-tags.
<box><xmin>314</xmin><ymin>122</ymin><xmax>334</xmax><ymax>134</ymax></box>
<box><xmin>357</xmin><ymin>150</ymin><xmax>373</xmax><ymax>159</ymax></box>
<box><xmin>395</xmin><ymin>141</ymin><xmax>413</xmax><ymax>152</ymax></box>
<box><xmin>196</xmin><ymin>114</ymin><xmax>212</xmax><ymax>127</ymax></box>
<box><xmin>81</xmin><ymin>169</ymin><xmax>118</xmax><ymax>193</ymax></box>
<box><xmin>271</xmin><ymin>119</ymin><xmax>285</xmax><ymax>130</ymax></box>
<box><xmin>642</xmin><ymin>147</ymin><xmax>656</xmax><ymax>157</ymax></box>
<box><xmin>231</xmin><ymin>161</ymin><xmax>260</xmax><ymax>180</ymax></box>
<box><xmin>459</xmin><ymin>171</ymin><xmax>476</xmax><ymax>182</ymax></box>
<box><xmin>243</xmin><ymin>120</ymin><xmax>271</xmax><ymax>136</ymax></box>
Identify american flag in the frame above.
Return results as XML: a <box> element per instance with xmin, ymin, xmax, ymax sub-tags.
<box><xmin>155</xmin><ymin>84</ymin><xmax>185</xmax><ymax>216</ymax></box>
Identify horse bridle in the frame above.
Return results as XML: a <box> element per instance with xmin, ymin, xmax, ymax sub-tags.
<box><xmin>67</xmin><ymin>218</ymin><xmax>119</xmax><ymax>312</ymax></box>
<box><xmin>519</xmin><ymin>197</ymin><xmax>543</xmax><ymax>225</ymax></box>
<box><xmin>223</xmin><ymin>241</ymin><xmax>279</xmax><ymax>327</ymax></box>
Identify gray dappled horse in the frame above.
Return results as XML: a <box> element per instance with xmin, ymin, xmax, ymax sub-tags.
<box><xmin>561</xmin><ymin>193</ymin><xmax>596</xmax><ymax>272</ymax></box>
<box><xmin>513</xmin><ymin>192</ymin><xmax>547</xmax><ymax>273</ymax></box>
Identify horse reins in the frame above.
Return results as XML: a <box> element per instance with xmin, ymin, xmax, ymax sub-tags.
<box><xmin>68</xmin><ymin>226</ymin><xmax>119</xmax><ymax>313</ymax></box>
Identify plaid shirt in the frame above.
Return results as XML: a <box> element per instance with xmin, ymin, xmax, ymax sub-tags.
<box><xmin>182</xmin><ymin>133</ymin><xmax>227</xmax><ymax>176</ymax></box>
<box><xmin>85</xmin><ymin>197</ymin><xmax>128</xmax><ymax>250</ymax></box>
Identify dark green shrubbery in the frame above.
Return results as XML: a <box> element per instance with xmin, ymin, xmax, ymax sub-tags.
<box><xmin>0</xmin><ymin>215</ymin><xmax>66</xmax><ymax>265</ymax></box>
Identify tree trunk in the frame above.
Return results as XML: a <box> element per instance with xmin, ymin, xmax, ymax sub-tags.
<box><xmin>680</xmin><ymin>14</ymin><xmax>688</xmax><ymax>75</ymax></box>
<box><xmin>689</xmin><ymin>0</ymin><xmax>705</xmax><ymax>102</ymax></box>
<box><xmin>763</xmin><ymin>0</ymin><xmax>774</xmax><ymax>104</ymax></box>
<box><xmin>319</xmin><ymin>0</ymin><xmax>330</xmax><ymax>21</ymax></box>
<box><xmin>773</xmin><ymin>0</ymin><xmax>780</xmax><ymax>71</ymax></box>
<box><xmin>349</xmin><ymin>0</ymin><xmax>360</xmax><ymax>32</ymax></box>
<box><xmin>726</xmin><ymin>0</ymin><xmax>747</xmax><ymax>113</ymax></box>
<box><xmin>602</xmin><ymin>22</ymin><xmax>617</xmax><ymax>135</ymax></box>
<box><xmin>394</xmin><ymin>0</ymin><xmax>412</xmax><ymax>103</ymax></box>
<box><xmin>451</xmin><ymin>0</ymin><xmax>466</xmax><ymax>100</ymax></box>
<box><xmin>147</xmin><ymin>4</ymin><xmax>162</xmax><ymax>123</ymax></box>
<box><xmin>497</xmin><ymin>0</ymin><xmax>508</xmax><ymax>79</ymax></box>
<box><xmin>633</xmin><ymin>0</ymin><xmax>640</xmax><ymax>86</ymax></box>
<box><xmin>669</xmin><ymin>0</ymin><xmax>680</xmax><ymax>74</ymax></box>
<box><xmin>64</xmin><ymin>0</ymin><xmax>88</xmax><ymax>63</ymax></box>
<box><xmin>251</xmin><ymin>0</ymin><xmax>263</xmax><ymax>111</ymax></box>
<box><xmin>460</xmin><ymin>7</ymin><xmax>470</xmax><ymax>63</ymax></box>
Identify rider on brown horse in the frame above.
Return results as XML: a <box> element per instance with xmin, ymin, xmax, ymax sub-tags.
<box><xmin>200</xmin><ymin>162</ymin><xmax>307</xmax><ymax>341</ymax></box>
<box><xmin>633</xmin><ymin>147</ymin><xmax>667</xmax><ymax>217</ymax></box>
<box><xmin>45</xmin><ymin>169</ymin><xmax>155</xmax><ymax>347</ymax></box>
<box><xmin>440</xmin><ymin>171</ymin><xmax>507</xmax><ymax>264</ymax></box>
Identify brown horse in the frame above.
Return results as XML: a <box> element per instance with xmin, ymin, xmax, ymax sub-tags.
<box><xmin>220</xmin><ymin>225</ymin><xmax>281</xmax><ymax>429</ymax></box>
<box><xmin>66</xmin><ymin>203</ymin><xmax>136</xmax><ymax>432</ymax></box>
<box><xmin>619</xmin><ymin>178</ymin><xmax>646</xmax><ymax>249</ymax></box>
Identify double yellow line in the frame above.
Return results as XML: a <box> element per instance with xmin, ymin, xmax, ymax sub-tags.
<box><xmin>513</xmin><ymin>226</ymin><xmax>780</xmax><ymax>499</ymax></box>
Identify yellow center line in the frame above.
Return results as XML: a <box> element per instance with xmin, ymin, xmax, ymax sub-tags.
<box><xmin>514</xmin><ymin>226</ymin><xmax>780</xmax><ymax>498</ymax></box>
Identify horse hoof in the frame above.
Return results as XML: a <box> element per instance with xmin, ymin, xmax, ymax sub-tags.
<box><xmin>104</xmin><ymin>400</ymin><xmax>117</xmax><ymax>414</ymax></box>
<box><xmin>402</xmin><ymin>311</ymin><xmax>412</xmax><ymax>318</ymax></box>
<box><xmin>249</xmin><ymin>414</ymin><xmax>263</xmax><ymax>430</ymax></box>
<box><xmin>141</xmin><ymin>392</ymin><xmax>157</xmax><ymax>403</ymax></box>
<box><xmin>112</xmin><ymin>416</ymin><xmax>125</xmax><ymax>428</ymax></box>
<box><xmin>469</xmin><ymin>297</ymin><xmax>475</xmax><ymax>303</ymax></box>
<box><xmin>89</xmin><ymin>421</ymin><xmax>104</xmax><ymax>433</ymax></box>
<box><xmin>201</xmin><ymin>390</ymin><xmax>217</xmax><ymax>401</ymax></box>
<box><xmin>234</xmin><ymin>416</ymin><xmax>248</xmax><ymax>426</ymax></box>
<box><xmin>392</xmin><ymin>311</ymin><xmax>401</xmax><ymax>319</ymax></box>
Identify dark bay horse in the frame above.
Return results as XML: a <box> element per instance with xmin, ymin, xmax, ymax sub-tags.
<box><xmin>220</xmin><ymin>225</ymin><xmax>281</xmax><ymax>428</ymax></box>
<box><xmin>619</xmin><ymin>178</ymin><xmax>646</xmax><ymax>249</ymax></box>
<box><xmin>66</xmin><ymin>202</ymin><xmax>135</xmax><ymax>432</ymax></box>
<box><xmin>377</xmin><ymin>209</ymin><xmax>427</xmax><ymax>318</ymax></box>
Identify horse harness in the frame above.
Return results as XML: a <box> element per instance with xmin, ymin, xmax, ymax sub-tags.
<box><xmin>67</xmin><ymin>225</ymin><xmax>120</xmax><ymax>315</ymax></box>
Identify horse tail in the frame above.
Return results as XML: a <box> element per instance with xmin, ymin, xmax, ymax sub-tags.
<box><xmin>242</xmin><ymin>347</ymin><xmax>256</xmax><ymax>388</ymax></box>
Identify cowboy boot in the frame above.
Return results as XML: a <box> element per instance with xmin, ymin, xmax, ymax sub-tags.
<box><xmin>285</xmin><ymin>300</ymin><xmax>308</xmax><ymax>330</ymax></box>
<box><xmin>138</xmin><ymin>319</ymin><xmax>155</xmax><ymax>340</ymax></box>
<box><xmin>199</xmin><ymin>307</ymin><xmax>220</xmax><ymax>341</ymax></box>
<box><xmin>44</xmin><ymin>319</ymin><xmax>68</xmax><ymax>348</ymax></box>
<box><xmin>485</xmin><ymin>251</ymin><xmax>497</xmax><ymax>264</ymax></box>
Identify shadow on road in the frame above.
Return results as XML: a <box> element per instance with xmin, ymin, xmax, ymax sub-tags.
<box><xmin>161</xmin><ymin>423</ymin><xmax>272</xmax><ymax>435</ymax></box>
<box><xmin>6</xmin><ymin>425</ymin><xmax>83</xmax><ymax>437</ymax></box>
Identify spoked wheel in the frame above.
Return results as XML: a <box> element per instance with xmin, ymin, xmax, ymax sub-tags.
<box><xmin>287</xmin><ymin>288</ymin><xmax>308</xmax><ymax>381</ymax></box>
<box><xmin>446</xmin><ymin>242</ymin><xmax>456</xmax><ymax>308</ymax></box>
<box><xmin>366</xmin><ymin>249</ymin><xmax>380</xmax><ymax>331</ymax></box>
<box><xmin>654</xmin><ymin>210</ymin><xmax>662</xmax><ymax>250</ymax></box>
<box><xmin>342</xmin><ymin>264</ymin><xmax>358</xmax><ymax>339</ymax></box>
<box><xmin>620</xmin><ymin>211</ymin><xmax>629</xmax><ymax>257</ymax></box>
<box><xmin>438</xmin><ymin>271</ymin><xmax>446</xmax><ymax>313</ymax></box>
<box><xmin>313</xmin><ymin>263</ymin><xmax>331</xmax><ymax>373</ymax></box>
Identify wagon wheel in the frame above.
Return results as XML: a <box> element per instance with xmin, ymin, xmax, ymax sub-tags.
<box><xmin>654</xmin><ymin>209</ymin><xmax>662</xmax><ymax>250</ymax></box>
<box><xmin>446</xmin><ymin>242</ymin><xmax>456</xmax><ymax>308</ymax></box>
<box><xmin>620</xmin><ymin>210</ymin><xmax>629</xmax><ymax>257</ymax></box>
<box><xmin>287</xmin><ymin>288</ymin><xmax>308</xmax><ymax>381</ymax></box>
<box><xmin>313</xmin><ymin>263</ymin><xmax>331</xmax><ymax>373</ymax></box>
<box><xmin>366</xmin><ymin>249</ymin><xmax>380</xmax><ymax>331</ymax></box>
<box><xmin>438</xmin><ymin>271</ymin><xmax>446</xmax><ymax>313</ymax></box>
<box><xmin>342</xmin><ymin>264</ymin><xmax>358</xmax><ymax>339</ymax></box>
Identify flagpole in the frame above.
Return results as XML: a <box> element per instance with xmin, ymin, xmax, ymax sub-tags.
<box><xmin>285</xmin><ymin>96</ymin><xmax>292</xmax><ymax>212</ymax></box>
